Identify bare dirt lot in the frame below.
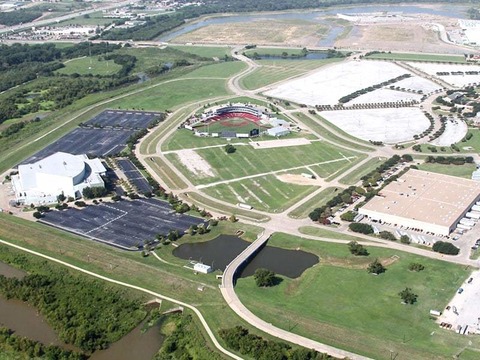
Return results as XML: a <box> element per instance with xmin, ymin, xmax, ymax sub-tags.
<box><xmin>174</xmin><ymin>19</ymin><xmax>327</xmax><ymax>46</ymax></box>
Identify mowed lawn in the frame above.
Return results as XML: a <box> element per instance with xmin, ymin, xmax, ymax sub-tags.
<box><xmin>202</xmin><ymin>174</ymin><xmax>317</xmax><ymax>212</ymax></box>
<box><xmin>288</xmin><ymin>187</ymin><xmax>342</xmax><ymax>219</ymax></box>
<box><xmin>56</xmin><ymin>56</ymin><xmax>123</xmax><ymax>76</ymax></box>
<box><xmin>169</xmin><ymin>45</ymin><xmax>232</xmax><ymax>58</ymax></box>
<box><xmin>167</xmin><ymin>140</ymin><xmax>360</xmax><ymax>185</ymax></box>
<box><xmin>240</xmin><ymin>58</ymin><xmax>342</xmax><ymax>90</ymax></box>
<box><xmin>417</xmin><ymin>162</ymin><xmax>476</xmax><ymax>179</ymax></box>
<box><xmin>236</xmin><ymin>233</ymin><xmax>478</xmax><ymax>360</ymax></box>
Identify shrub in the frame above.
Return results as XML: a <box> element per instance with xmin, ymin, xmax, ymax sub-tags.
<box><xmin>340</xmin><ymin>211</ymin><xmax>356</xmax><ymax>222</ymax></box>
<box><xmin>379</xmin><ymin>231</ymin><xmax>396</xmax><ymax>241</ymax></box>
<box><xmin>400</xmin><ymin>235</ymin><xmax>411</xmax><ymax>244</ymax></box>
<box><xmin>348</xmin><ymin>223</ymin><xmax>374</xmax><ymax>234</ymax></box>
<box><xmin>432</xmin><ymin>241</ymin><xmax>459</xmax><ymax>255</ymax></box>
<box><xmin>399</xmin><ymin>287</ymin><xmax>418</xmax><ymax>304</ymax></box>
<box><xmin>367</xmin><ymin>259</ymin><xmax>386</xmax><ymax>274</ymax></box>
<box><xmin>408</xmin><ymin>263</ymin><xmax>425</xmax><ymax>272</ymax></box>
<box><xmin>254</xmin><ymin>268</ymin><xmax>276</xmax><ymax>287</ymax></box>
<box><xmin>347</xmin><ymin>241</ymin><xmax>369</xmax><ymax>256</ymax></box>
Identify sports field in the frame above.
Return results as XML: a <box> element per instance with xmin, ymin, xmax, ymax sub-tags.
<box><xmin>193</xmin><ymin>117</ymin><xmax>265</xmax><ymax>134</ymax></box>
<box><xmin>166</xmin><ymin>140</ymin><xmax>361</xmax><ymax>185</ymax></box>
<box><xmin>202</xmin><ymin>174</ymin><xmax>317</xmax><ymax>212</ymax></box>
<box><xmin>236</xmin><ymin>233</ymin><xmax>479</xmax><ymax>360</ymax></box>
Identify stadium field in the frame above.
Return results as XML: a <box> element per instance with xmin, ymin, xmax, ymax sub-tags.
<box><xmin>193</xmin><ymin>117</ymin><xmax>267</xmax><ymax>134</ymax></box>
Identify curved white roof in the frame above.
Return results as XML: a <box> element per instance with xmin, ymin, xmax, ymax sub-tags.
<box><xmin>20</xmin><ymin>152</ymin><xmax>85</xmax><ymax>179</ymax></box>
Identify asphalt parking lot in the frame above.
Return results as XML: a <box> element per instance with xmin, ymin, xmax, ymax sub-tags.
<box><xmin>84</xmin><ymin>110</ymin><xmax>163</xmax><ymax>130</ymax></box>
<box><xmin>40</xmin><ymin>198</ymin><xmax>205</xmax><ymax>250</ymax></box>
<box><xmin>117</xmin><ymin>159</ymin><xmax>152</xmax><ymax>194</ymax></box>
<box><xmin>22</xmin><ymin>128</ymin><xmax>136</xmax><ymax>164</ymax></box>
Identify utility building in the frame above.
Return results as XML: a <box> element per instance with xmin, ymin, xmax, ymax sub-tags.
<box><xmin>12</xmin><ymin>152</ymin><xmax>106</xmax><ymax>205</ymax></box>
<box><xmin>359</xmin><ymin>169</ymin><xmax>480</xmax><ymax>236</ymax></box>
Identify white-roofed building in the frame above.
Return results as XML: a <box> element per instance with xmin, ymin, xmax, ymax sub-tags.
<box><xmin>12</xmin><ymin>152</ymin><xmax>106</xmax><ymax>205</ymax></box>
<box><xmin>266</xmin><ymin>126</ymin><xmax>290</xmax><ymax>137</ymax></box>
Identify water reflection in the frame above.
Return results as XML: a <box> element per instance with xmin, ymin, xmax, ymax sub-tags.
<box><xmin>173</xmin><ymin>235</ymin><xmax>319</xmax><ymax>278</ymax></box>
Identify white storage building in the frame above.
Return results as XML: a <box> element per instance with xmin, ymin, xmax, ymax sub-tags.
<box><xmin>359</xmin><ymin>169</ymin><xmax>480</xmax><ymax>236</ymax></box>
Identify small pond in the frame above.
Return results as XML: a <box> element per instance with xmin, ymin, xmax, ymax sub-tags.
<box><xmin>173</xmin><ymin>235</ymin><xmax>319</xmax><ymax>278</ymax></box>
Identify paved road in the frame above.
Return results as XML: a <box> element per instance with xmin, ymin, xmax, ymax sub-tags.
<box><xmin>220</xmin><ymin>230</ymin><xmax>374</xmax><ymax>360</ymax></box>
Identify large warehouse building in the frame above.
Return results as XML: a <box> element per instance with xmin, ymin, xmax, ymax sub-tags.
<box><xmin>359</xmin><ymin>169</ymin><xmax>480</xmax><ymax>236</ymax></box>
<box><xmin>12</xmin><ymin>152</ymin><xmax>106</xmax><ymax>205</ymax></box>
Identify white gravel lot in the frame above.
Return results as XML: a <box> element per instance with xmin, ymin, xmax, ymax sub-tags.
<box><xmin>321</xmin><ymin>107</ymin><xmax>430</xmax><ymax>143</ymax></box>
<box><xmin>264</xmin><ymin>60</ymin><xmax>412</xmax><ymax>106</ymax></box>
<box><xmin>430</xmin><ymin>118</ymin><xmax>468</xmax><ymax>146</ymax></box>
<box><xmin>346</xmin><ymin>89</ymin><xmax>423</xmax><ymax>105</ymax></box>
<box><xmin>393</xmin><ymin>76</ymin><xmax>442</xmax><ymax>93</ymax></box>
<box><xmin>406</xmin><ymin>62</ymin><xmax>480</xmax><ymax>87</ymax></box>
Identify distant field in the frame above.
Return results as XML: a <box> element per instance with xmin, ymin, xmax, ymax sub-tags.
<box><xmin>236</xmin><ymin>232</ymin><xmax>477</xmax><ymax>360</ymax></box>
<box><xmin>243</xmin><ymin>47</ymin><xmax>305</xmax><ymax>57</ymax></box>
<box><xmin>202</xmin><ymin>174</ymin><xmax>317</xmax><ymax>213</ymax></box>
<box><xmin>417</xmin><ymin>162</ymin><xmax>476</xmax><ymax>178</ymax></box>
<box><xmin>365</xmin><ymin>52</ymin><xmax>466</xmax><ymax>63</ymax></box>
<box><xmin>288</xmin><ymin>187</ymin><xmax>341</xmax><ymax>219</ymax></box>
<box><xmin>57</xmin><ymin>11</ymin><xmax>115</xmax><ymax>26</ymax></box>
<box><xmin>179</xmin><ymin>61</ymin><xmax>247</xmax><ymax>79</ymax></box>
<box><xmin>241</xmin><ymin>58</ymin><xmax>342</xmax><ymax>90</ymax></box>
<box><xmin>298</xmin><ymin>226</ymin><xmax>366</xmax><ymax>241</ymax></box>
<box><xmin>56</xmin><ymin>56</ymin><xmax>122</xmax><ymax>76</ymax></box>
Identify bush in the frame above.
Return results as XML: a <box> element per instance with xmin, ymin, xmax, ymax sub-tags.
<box><xmin>349</xmin><ymin>223</ymin><xmax>374</xmax><ymax>234</ymax></box>
<box><xmin>400</xmin><ymin>235</ymin><xmax>411</xmax><ymax>244</ymax></box>
<box><xmin>224</xmin><ymin>144</ymin><xmax>236</xmax><ymax>154</ymax></box>
<box><xmin>432</xmin><ymin>241</ymin><xmax>459</xmax><ymax>255</ymax></box>
<box><xmin>347</xmin><ymin>241</ymin><xmax>369</xmax><ymax>256</ymax></box>
<box><xmin>367</xmin><ymin>259</ymin><xmax>386</xmax><ymax>274</ymax></box>
<box><xmin>379</xmin><ymin>231</ymin><xmax>396</xmax><ymax>241</ymax></box>
<box><xmin>408</xmin><ymin>263</ymin><xmax>425</xmax><ymax>272</ymax></box>
<box><xmin>399</xmin><ymin>287</ymin><xmax>418</xmax><ymax>304</ymax></box>
<box><xmin>253</xmin><ymin>268</ymin><xmax>276</xmax><ymax>287</ymax></box>
<box><xmin>340</xmin><ymin>211</ymin><xmax>356</xmax><ymax>222</ymax></box>
<box><xmin>32</xmin><ymin>211</ymin><xmax>43</xmax><ymax>219</ymax></box>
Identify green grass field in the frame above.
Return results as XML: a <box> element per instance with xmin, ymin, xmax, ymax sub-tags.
<box><xmin>365</xmin><ymin>52</ymin><xmax>466</xmax><ymax>63</ymax></box>
<box><xmin>56</xmin><ymin>56</ymin><xmax>123</xmax><ymax>76</ymax></box>
<box><xmin>288</xmin><ymin>187</ymin><xmax>342</xmax><ymax>219</ymax></box>
<box><xmin>202</xmin><ymin>174</ymin><xmax>317</xmax><ymax>213</ymax></box>
<box><xmin>417</xmin><ymin>162</ymin><xmax>476</xmax><ymax>178</ymax></box>
<box><xmin>236</xmin><ymin>233</ymin><xmax>478</xmax><ymax>360</ymax></box>
<box><xmin>180</xmin><ymin>61</ymin><xmax>247</xmax><ymax>79</ymax></box>
<box><xmin>298</xmin><ymin>226</ymin><xmax>367</xmax><ymax>241</ymax></box>
<box><xmin>240</xmin><ymin>58</ymin><xmax>342</xmax><ymax>90</ymax></box>
<box><xmin>243</xmin><ymin>47</ymin><xmax>306</xmax><ymax>57</ymax></box>
<box><xmin>167</xmin><ymin>140</ymin><xmax>361</xmax><ymax>185</ymax></box>
<box><xmin>339</xmin><ymin>157</ymin><xmax>387</xmax><ymax>185</ymax></box>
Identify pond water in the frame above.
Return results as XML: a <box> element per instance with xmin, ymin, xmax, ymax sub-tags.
<box><xmin>0</xmin><ymin>261</ymin><xmax>26</xmax><ymax>279</ymax></box>
<box><xmin>172</xmin><ymin>235</ymin><xmax>319</xmax><ymax>278</ymax></box>
<box><xmin>158</xmin><ymin>4</ymin><xmax>468</xmax><ymax>44</ymax></box>
<box><xmin>90</xmin><ymin>321</ymin><xmax>164</xmax><ymax>360</ymax></box>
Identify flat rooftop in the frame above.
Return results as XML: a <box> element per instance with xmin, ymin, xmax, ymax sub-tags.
<box><xmin>361</xmin><ymin>169</ymin><xmax>480</xmax><ymax>228</ymax></box>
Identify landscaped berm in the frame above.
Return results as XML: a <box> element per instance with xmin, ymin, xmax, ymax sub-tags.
<box><xmin>180</xmin><ymin>103</ymin><xmax>292</xmax><ymax>138</ymax></box>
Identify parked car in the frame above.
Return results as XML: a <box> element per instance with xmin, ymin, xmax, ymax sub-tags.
<box><xmin>458</xmin><ymin>288</ymin><xmax>464</xmax><ymax>294</ymax></box>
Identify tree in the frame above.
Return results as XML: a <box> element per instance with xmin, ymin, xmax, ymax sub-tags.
<box><xmin>57</xmin><ymin>192</ymin><xmax>66</xmax><ymax>203</ymax></box>
<box><xmin>224</xmin><ymin>144</ymin><xmax>236</xmax><ymax>154</ymax></box>
<box><xmin>253</xmin><ymin>268</ymin><xmax>276</xmax><ymax>287</ymax></box>
<box><xmin>400</xmin><ymin>235</ymin><xmax>411</xmax><ymax>244</ymax></box>
<box><xmin>367</xmin><ymin>259</ymin><xmax>386</xmax><ymax>274</ymax></box>
<box><xmin>33</xmin><ymin>211</ymin><xmax>43</xmax><ymax>219</ymax></box>
<box><xmin>432</xmin><ymin>241</ymin><xmax>459</xmax><ymax>255</ymax></box>
<box><xmin>399</xmin><ymin>287</ymin><xmax>418</xmax><ymax>304</ymax></box>
<box><xmin>229</xmin><ymin>214</ymin><xmax>237</xmax><ymax>222</ymax></box>
<box><xmin>340</xmin><ymin>211</ymin><xmax>356</xmax><ymax>222</ymax></box>
<box><xmin>348</xmin><ymin>223</ymin><xmax>374</xmax><ymax>234</ymax></box>
<box><xmin>167</xmin><ymin>229</ymin><xmax>180</xmax><ymax>241</ymax></box>
<box><xmin>379</xmin><ymin>231</ymin><xmax>396</xmax><ymax>241</ymax></box>
<box><xmin>347</xmin><ymin>241</ymin><xmax>369</xmax><ymax>256</ymax></box>
<box><xmin>401</xmin><ymin>154</ymin><xmax>413</xmax><ymax>162</ymax></box>
<box><xmin>408</xmin><ymin>263</ymin><xmax>425</xmax><ymax>272</ymax></box>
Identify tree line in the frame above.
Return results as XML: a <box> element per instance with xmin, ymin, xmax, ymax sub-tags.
<box><xmin>0</xmin><ymin>249</ymin><xmax>146</xmax><ymax>353</ymax></box>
